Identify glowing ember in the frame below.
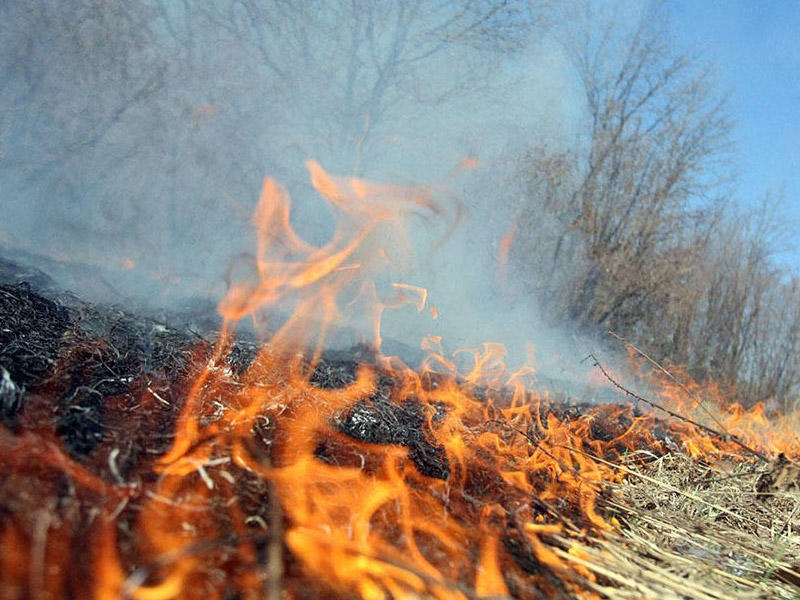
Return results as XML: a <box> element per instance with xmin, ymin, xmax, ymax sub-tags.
<box><xmin>0</xmin><ymin>163</ymin><xmax>797</xmax><ymax>600</ymax></box>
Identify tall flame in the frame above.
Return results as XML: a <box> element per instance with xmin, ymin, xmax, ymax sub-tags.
<box><xmin>1</xmin><ymin>162</ymin><xmax>797</xmax><ymax>600</ymax></box>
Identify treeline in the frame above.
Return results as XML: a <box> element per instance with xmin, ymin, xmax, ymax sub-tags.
<box><xmin>509</xmin><ymin>7</ymin><xmax>800</xmax><ymax>411</ymax></box>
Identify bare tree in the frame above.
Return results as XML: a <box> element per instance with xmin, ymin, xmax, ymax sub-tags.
<box><xmin>189</xmin><ymin>0</ymin><xmax>537</xmax><ymax>176</ymax></box>
<box><xmin>689</xmin><ymin>199</ymin><xmax>800</xmax><ymax>406</ymax></box>
<box><xmin>1</xmin><ymin>1</ymin><xmax>166</xmax><ymax>184</ymax></box>
<box><xmin>513</xmin><ymin>3</ymin><xmax>730</xmax><ymax>325</ymax></box>
<box><xmin>512</xmin><ymin>4</ymin><xmax>800</xmax><ymax>409</ymax></box>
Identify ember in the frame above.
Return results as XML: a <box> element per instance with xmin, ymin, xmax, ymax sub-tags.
<box><xmin>1</xmin><ymin>164</ymin><xmax>798</xmax><ymax>600</ymax></box>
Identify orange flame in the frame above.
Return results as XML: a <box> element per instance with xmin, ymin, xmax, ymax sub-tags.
<box><xmin>621</xmin><ymin>352</ymin><xmax>800</xmax><ymax>458</ymax></box>
<box><xmin>147</xmin><ymin>163</ymin><xmax>619</xmax><ymax>597</ymax></box>
<box><xmin>497</xmin><ymin>222</ymin><xmax>517</xmax><ymax>287</ymax></box>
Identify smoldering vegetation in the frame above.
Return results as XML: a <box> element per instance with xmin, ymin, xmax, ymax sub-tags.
<box><xmin>1</xmin><ymin>1</ymin><xmax>798</xmax><ymax>409</ymax></box>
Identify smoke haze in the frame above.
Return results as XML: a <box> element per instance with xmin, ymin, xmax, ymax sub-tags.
<box><xmin>0</xmin><ymin>2</ymin><xmax>619</xmax><ymax>392</ymax></box>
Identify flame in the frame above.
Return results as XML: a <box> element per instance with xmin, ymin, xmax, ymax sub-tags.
<box><xmin>1</xmin><ymin>162</ymin><xmax>798</xmax><ymax>599</ymax></box>
<box><xmin>143</xmin><ymin>163</ymin><xmax>622</xmax><ymax>597</ymax></box>
<box><xmin>621</xmin><ymin>353</ymin><xmax>800</xmax><ymax>458</ymax></box>
<box><xmin>496</xmin><ymin>222</ymin><xmax>517</xmax><ymax>287</ymax></box>
<box><xmin>190</xmin><ymin>163</ymin><xmax>797</xmax><ymax>595</ymax></box>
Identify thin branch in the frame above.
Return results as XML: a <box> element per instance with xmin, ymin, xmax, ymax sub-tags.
<box><xmin>586</xmin><ymin>352</ymin><xmax>767</xmax><ymax>462</ymax></box>
<box><xmin>608</xmin><ymin>331</ymin><xmax>730</xmax><ymax>432</ymax></box>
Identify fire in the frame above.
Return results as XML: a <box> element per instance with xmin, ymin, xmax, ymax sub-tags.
<box><xmin>1</xmin><ymin>162</ymin><xmax>798</xmax><ymax>599</ymax></box>
<box><xmin>496</xmin><ymin>222</ymin><xmax>517</xmax><ymax>287</ymax></box>
<box><xmin>629</xmin><ymin>357</ymin><xmax>800</xmax><ymax>459</ymax></box>
<box><xmin>149</xmin><ymin>161</ymin><xmax>629</xmax><ymax>597</ymax></box>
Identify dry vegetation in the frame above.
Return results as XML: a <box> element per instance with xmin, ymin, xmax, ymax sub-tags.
<box><xmin>510</xmin><ymin>4</ymin><xmax>800</xmax><ymax>413</ymax></box>
<box><xmin>585</xmin><ymin>452</ymin><xmax>800</xmax><ymax>599</ymax></box>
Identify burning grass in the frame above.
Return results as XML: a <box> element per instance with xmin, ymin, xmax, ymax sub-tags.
<box><xmin>2</xmin><ymin>277</ymin><xmax>798</xmax><ymax>600</ymax></box>
<box><xmin>1</xmin><ymin>162</ymin><xmax>799</xmax><ymax>599</ymax></box>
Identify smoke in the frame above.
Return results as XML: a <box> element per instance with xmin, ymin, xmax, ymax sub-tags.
<box><xmin>0</xmin><ymin>2</ymin><xmax>615</xmax><ymax>393</ymax></box>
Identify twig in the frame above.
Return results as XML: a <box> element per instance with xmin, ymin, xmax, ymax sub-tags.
<box><xmin>608</xmin><ymin>331</ymin><xmax>731</xmax><ymax>435</ymax></box>
<box><xmin>586</xmin><ymin>353</ymin><xmax>767</xmax><ymax>462</ymax></box>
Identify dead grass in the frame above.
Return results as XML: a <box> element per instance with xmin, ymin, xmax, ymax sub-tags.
<box><xmin>563</xmin><ymin>452</ymin><xmax>800</xmax><ymax>599</ymax></box>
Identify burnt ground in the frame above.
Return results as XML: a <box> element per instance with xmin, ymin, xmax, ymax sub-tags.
<box><xmin>0</xmin><ymin>271</ymin><xmax>205</xmax><ymax>461</ymax></box>
<box><xmin>0</xmin><ymin>261</ymin><xmax>435</xmax><ymax>466</ymax></box>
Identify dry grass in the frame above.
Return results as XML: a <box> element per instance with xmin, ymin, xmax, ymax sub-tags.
<box><xmin>557</xmin><ymin>452</ymin><xmax>800</xmax><ymax>599</ymax></box>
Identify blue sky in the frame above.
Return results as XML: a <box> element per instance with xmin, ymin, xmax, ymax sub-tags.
<box><xmin>669</xmin><ymin>0</ymin><xmax>800</xmax><ymax>269</ymax></box>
